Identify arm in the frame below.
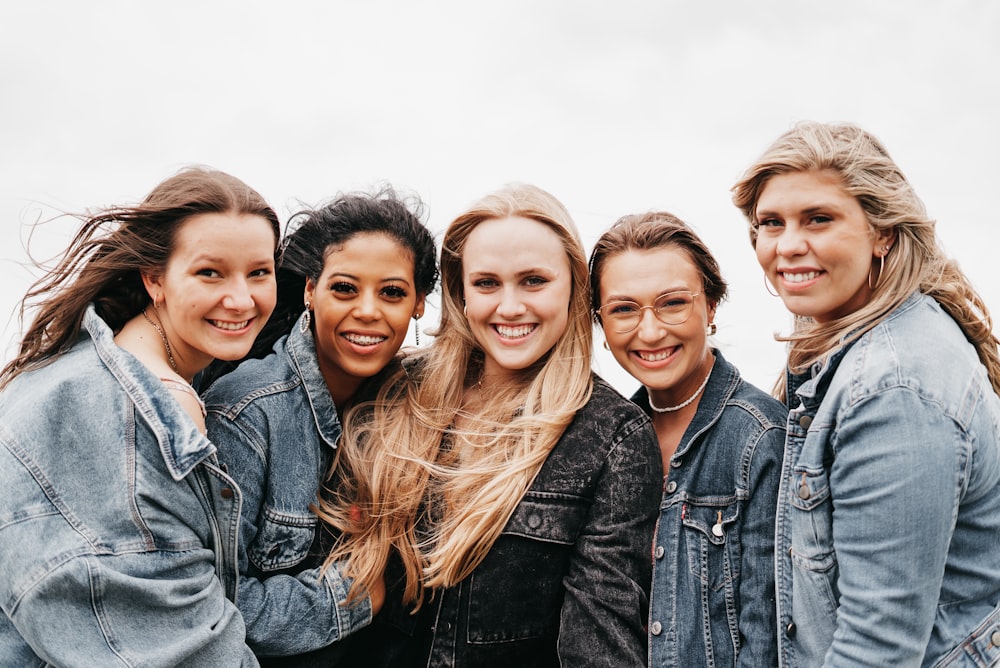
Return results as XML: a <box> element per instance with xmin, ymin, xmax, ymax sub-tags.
<box><xmin>558</xmin><ymin>414</ymin><xmax>663</xmax><ymax>667</ymax></box>
<box><xmin>825</xmin><ymin>388</ymin><xmax>959</xmax><ymax>666</ymax></box>
<box><xmin>206</xmin><ymin>411</ymin><xmax>372</xmax><ymax>656</ymax></box>
<box><xmin>736</xmin><ymin>423</ymin><xmax>784</xmax><ymax>668</ymax></box>
<box><xmin>8</xmin><ymin>549</ymin><xmax>259</xmax><ymax>667</ymax></box>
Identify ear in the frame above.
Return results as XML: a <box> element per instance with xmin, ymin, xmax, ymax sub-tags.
<box><xmin>875</xmin><ymin>228</ymin><xmax>898</xmax><ymax>257</ymax></box>
<box><xmin>413</xmin><ymin>293</ymin><xmax>426</xmax><ymax>319</ymax></box>
<box><xmin>304</xmin><ymin>278</ymin><xmax>316</xmax><ymax>307</ymax></box>
<box><xmin>141</xmin><ymin>272</ymin><xmax>163</xmax><ymax>303</ymax></box>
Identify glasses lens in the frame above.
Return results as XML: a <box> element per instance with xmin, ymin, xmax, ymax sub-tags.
<box><xmin>601</xmin><ymin>301</ymin><xmax>642</xmax><ymax>333</ymax></box>
<box><xmin>653</xmin><ymin>291</ymin><xmax>694</xmax><ymax>324</ymax></box>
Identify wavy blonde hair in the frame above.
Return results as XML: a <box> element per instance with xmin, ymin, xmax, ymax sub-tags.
<box><xmin>317</xmin><ymin>184</ymin><xmax>594</xmax><ymax>607</ymax></box>
<box><xmin>732</xmin><ymin>121</ymin><xmax>1000</xmax><ymax>399</ymax></box>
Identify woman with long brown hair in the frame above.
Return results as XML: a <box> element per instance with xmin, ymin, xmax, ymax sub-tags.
<box><xmin>0</xmin><ymin>167</ymin><xmax>280</xmax><ymax>665</ymax></box>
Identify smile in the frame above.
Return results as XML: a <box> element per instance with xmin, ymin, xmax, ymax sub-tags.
<box><xmin>493</xmin><ymin>324</ymin><xmax>536</xmax><ymax>339</ymax></box>
<box><xmin>635</xmin><ymin>348</ymin><xmax>673</xmax><ymax>362</ymax></box>
<box><xmin>343</xmin><ymin>333</ymin><xmax>388</xmax><ymax>346</ymax></box>
<box><xmin>210</xmin><ymin>319</ymin><xmax>251</xmax><ymax>331</ymax></box>
<box><xmin>781</xmin><ymin>271</ymin><xmax>822</xmax><ymax>283</ymax></box>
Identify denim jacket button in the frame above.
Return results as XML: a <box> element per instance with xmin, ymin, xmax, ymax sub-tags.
<box><xmin>220</xmin><ymin>487</ymin><xmax>234</xmax><ymax>499</ymax></box>
<box><xmin>665</xmin><ymin>481</ymin><xmax>677</xmax><ymax>494</ymax></box>
<box><xmin>654</xmin><ymin>545</ymin><xmax>664</xmax><ymax>559</ymax></box>
<box><xmin>671</xmin><ymin>458</ymin><xmax>681</xmax><ymax>468</ymax></box>
<box><xmin>991</xmin><ymin>629</ymin><xmax>1000</xmax><ymax>646</ymax></box>
<box><xmin>650</xmin><ymin>621</ymin><xmax>662</xmax><ymax>635</ymax></box>
<box><xmin>527</xmin><ymin>513</ymin><xmax>542</xmax><ymax>529</ymax></box>
<box><xmin>798</xmin><ymin>415</ymin><xmax>812</xmax><ymax>430</ymax></box>
<box><xmin>785</xmin><ymin>621</ymin><xmax>797</xmax><ymax>638</ymax></box>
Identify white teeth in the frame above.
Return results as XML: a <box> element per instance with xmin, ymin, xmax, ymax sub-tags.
<box><xmin>344</xmin><ymin>333</ymin><xmax>387</xmax><ymax>346</ymax></box>
<box><xmin>782</xmin><ymin>271</ymin><xmax>820</xmax><ymax>283</ymax></box>
<box><xmin>495</xmin><ymin>324</ymin><xmax>535</xmax><ymax>339</ymax></box>
<box><xmin>212</xmin><ymin>319</ymin><xmax>250</xmax><ymax>331</ymax></box>
<box><xmin>637</xmin><ymin>350</ymin><xmax>670</xmax><ymax>362</ymax></box>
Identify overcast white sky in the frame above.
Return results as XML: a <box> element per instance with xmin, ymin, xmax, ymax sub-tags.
<box><xmin>2</xmin><ymin>0</ymin><xmax>997</xmax><ymax>394</ymax></box>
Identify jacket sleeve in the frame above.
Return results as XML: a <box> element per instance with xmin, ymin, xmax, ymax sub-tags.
<box><xmin>206</xmin><ymin>410</ymin><xmax>372</xmax><ymax>656</ymax></box>
<box><xmin>824</xmin><ymin>387</ymin><xmax>963</xmax><ymax>666</ymax></box>
<box><xmin>737</xmin><ymin>421</ymin><xmax>784</xmax><ymax>668</ymax></box>
<box><xmin>558</xmin><ymin>412</ymin><xmax>663</xmax><ymax>667</ymax></box>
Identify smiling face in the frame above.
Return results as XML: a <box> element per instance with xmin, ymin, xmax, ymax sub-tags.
<box><xmin>146</xmin><ymin>211</ymin><xmax>277</xmax><ymax>373</ymax></box>
<box><xmin>598</xmin><ymin>246</ymin><xmax>715</xmax><ymax>403</ymax></box>
<box><xmin>754</xmin><ymin>169</ymin><xmax>891</xmax><ymax>323</ymax></box>
<box><xmin>306</xmin><ymin>232</ymin><xmax>424</xmax><ymax>406</ymax></box>
<box><xmin>462</xmin><ymin>216</ymin><xmax>572</xmax><ymax>382</ymax></box>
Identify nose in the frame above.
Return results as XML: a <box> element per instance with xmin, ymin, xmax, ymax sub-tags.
<box><xmin>352</xmin><ymin>290</ymin><xmax>382</xmax><ymax>321</ymax></box>
<box><xmin>775</xmin><ymin>223</ymin><xmax>808</xmax><ymax>257</ymax></box>
<box><xmin>495</xmin><ymin>286</ymin><xmax>526</xmax><ymax>318</ymax></box>
<box><xmin>222</xmin><ymin>277</ymin><xmax>254</xmax><ymax>311</ymax></box>
<box><xmin>635</xmin><ymin>307</ymin><xmax>665</xmax><ymax>341</ymax></box>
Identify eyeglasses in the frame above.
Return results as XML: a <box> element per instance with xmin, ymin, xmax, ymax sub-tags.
<box><xmin>595</xmin><ymin>291</ymin><xmax>701</xmax><ymax>333</ymax></box>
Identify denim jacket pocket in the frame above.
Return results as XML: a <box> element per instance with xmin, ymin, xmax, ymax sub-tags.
<box><xmin>682</xmin><ymin>500</ymin><xmax>741</xmax><ymax>590</ymax></box>
<box><xmin>247</xmin><ymin>507</ymin><xmax>316</xmax><ymax>572</ymax></box>
<box><xmin>930</xmin><ymin>603</ymin><xmax>1000</xmax><ymax>667</ymax></box>
<box><xmin>787</xmin><ymin>467</ymin><xmax>835</xmax><ymax>569</ymax></box>
<box><xmin>467</xmin><ymin>493</ymin><xmax>588</xmax><ymax>644</ymax></box>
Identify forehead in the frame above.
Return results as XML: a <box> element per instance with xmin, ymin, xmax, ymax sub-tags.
<box><xmin>463</xmin><ymin>216</ymin><xmax>567</xmax><ymax>270</ymax></box>
<box><xmin>599</xmin><ymin>246</ymin><xmax>701</xmax><ymax>298</ymax></box>
<box><xmin>171</xmin><ymin>211</ymin><xmax>276</xmax><ymax>260</ymax></box>
<box><xmin>757</xmin><ymin>169</ymin><xmax>854</xmax><ymax>209</ymax></box>
<box><xmin>320</xmin><ymin>232</ymin><xmax>415</xmax><ymax>276</ymax></box>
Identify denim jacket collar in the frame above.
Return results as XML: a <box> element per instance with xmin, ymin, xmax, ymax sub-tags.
<box><xmin>83</xmin><ymin>305</ymin><xmax>214</xmax><ymax>480</ymax></box>
<box><xmin>788</xmin><ymin>291</ymin><xmax>924</xmax><ymax>410</ymax></box>
<box><xmin>632</xmin><ymin>349</ymin><xmax>740</xmax><ymax>461</ymax></box>
<box><xmin>285</xmin><ymin>312</ymin><xmax>341</xmax><ymax>450</ymax></box>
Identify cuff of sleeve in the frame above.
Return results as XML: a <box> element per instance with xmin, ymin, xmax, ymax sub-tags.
<box><xmin>323</xmin><ymin>560</ymin><xmax>373</xmax><ymax>638</ymax></box>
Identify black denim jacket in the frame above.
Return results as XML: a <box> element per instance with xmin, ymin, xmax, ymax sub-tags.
<box><xmin>338</xmin><ymin>374</ymin><xmax>663</xmax><ymax>667</ymax></box>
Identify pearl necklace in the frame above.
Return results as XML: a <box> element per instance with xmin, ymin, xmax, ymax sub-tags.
<box><xmin>648</xmin><ymin>367</ymin><xmax>712</xmax><ymax>413</ymax></box>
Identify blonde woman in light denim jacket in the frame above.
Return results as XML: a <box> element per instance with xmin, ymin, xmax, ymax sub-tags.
<box><xmin>0</xmin><ymin>168</ymin><xmax>280</xmax><ymax>665</ymax></box>
<box><xmin>733</xmin><ymin>121</ymin><xmax>1000</xmax><ymax>667</ymax></box>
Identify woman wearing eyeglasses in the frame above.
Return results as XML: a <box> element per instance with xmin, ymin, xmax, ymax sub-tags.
<box><xmin>590</xmin><ymin>212</ymin><xmax>787</xmax><ymax>667</ymax></box>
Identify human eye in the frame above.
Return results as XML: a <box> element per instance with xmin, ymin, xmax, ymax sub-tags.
<box><xmin>472</xmin><ymin>277</ymin><xmax>499</xmax><ymax>290</ymax></box>
<box><xmin>807</xmin><ymin>214</ymin><xmax>833</xmax><ymax>225</ymax></box>
<box><xmin>330</xmin><ymin>281</ymin><xmax>357</xmax><ymax>296</ymax></box>
<box><xmin>381</xmin><ymin>285</ymin><xmax>408</xmax><ymax>300</ymax></box>
<box><xmin>196</xmin><ymin>268</ymin><xmax>222</xmax><ymax>279</ymax></box>
<box><xmin>656</xmin><ymin>292</ymin><xmax>692</xmax><ymax>311</ymax></box>
<box><xmin>248</xmin><ymin>266</ymin><xmax>273</xmax><ymax>279</ymax></box>
<box><xmin>524</xmin><ymin>275</ymin><xmax>549</xmax><ymax>288</ymax></box>
<box><xmin>606</xmin><ymin>301</ymin><xmax>639</xmax><ymax>316</ymax></box>
<box><xmin>756</xmin><ymin>217</ymin><xmax>783</xmax><ymax>229</ymax></box>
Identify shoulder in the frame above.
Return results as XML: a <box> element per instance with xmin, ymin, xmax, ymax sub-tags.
<box><xmin>728</xmin><ymin>376</ymin><xmax>788</xmax><ymax>430</ymax></box>
<box><xmin>202</xmin><ymin>351</ymin><xmax>300</xmax><ymax>416</ymax></box>
<box><xmin>563</xmin><ymin>375</ymin><xmax>657</xmax><ymax>451</ymax></box>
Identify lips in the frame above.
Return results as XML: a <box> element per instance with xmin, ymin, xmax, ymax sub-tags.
<box><xmin>209</xmin><ymin>318</ymin><xmax>252</xmax><ymax>331</ymax></box>
<box><xmin>493</xmin><ymin>324</ymin><xmax>536</xmax><ymax>339</ymax></box>
<box><xmin>342</xmin><ymin>332</ymin><xmax>388</xmax><ymax>346</ymax></box>
<box><xmin>780</xmin><ymin>270</ymin><xmax>822</xmax><ymax>283</ymax></box>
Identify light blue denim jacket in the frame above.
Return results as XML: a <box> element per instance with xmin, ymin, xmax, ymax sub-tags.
<box><xmin>203</xmin><ymin>313</ymin><xmax>371</xmax><ymax>659</ymax></box>
<box><xmin>0</xmin><ymin>306</ymin><xmax>257</xmax><ymax>666</ymax></box>
<box><xmin>642</xmin><ymin>349</ymin><xmax>787</xmax><ymax>668</ymax></box>
<box><xmin>776</xmin><ymin>293</ymin><xmax>1000</xmax><ymax>667</ymax></box>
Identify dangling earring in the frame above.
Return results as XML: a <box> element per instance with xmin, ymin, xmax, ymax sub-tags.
<box><xmin>300</xmin><ymin>301</ymin><xmax>311</xmax><ymax>333</ymax></box>
<box><xmin>763</xmin><ymin>276</ymin><xmax>779</xmax><ymax>297</ymax></box>
<box><xmin>706</xmin><ymin>322</ymin><xmax>717</xmax><ymax>336</ymax></box>
<box><xmin>602</xmin><ymin>340</ymin><xmax>610</xmax><ymax>351</ymax></box>
<box><xmin>868</xmin><ymin>251</ymin><xmax>887</xmax><ymax>291</ymax></box>
<box><xmin>413</xmin><ymin>314</ymin><xmax>421</xmax><ymax>346</ymax></box>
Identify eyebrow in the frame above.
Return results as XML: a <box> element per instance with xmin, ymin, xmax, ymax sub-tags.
<box><xmin>328</xmin><ymin>272</ymin><xmax>412</xmax><ymax>285</ymax></box>
<box><xmin>602</xmin><ymin>287</ymin><xmax>691</xmax><ymax>303</ymax></box>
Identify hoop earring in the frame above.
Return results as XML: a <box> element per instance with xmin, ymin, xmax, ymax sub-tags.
<box><xmin>868</xmin><ymin>253</ymin><xmax>886</xmax><ymax>291</ymax></box>
<box><xmin>413</xmin><ymin>314</ymin><xmax>421</xmax><ymax>346</ymax></box>
<box><xmin>300</xmin><ymin>301</ymin><xmax>311</xmax><ymax>333</ymax></box>
<box><xmin>763</xmin><ymin>276</ymin><xmax>779</xmax><ymax>297</ymax></box>
<box><xmin>602</xmin><ymin>340</ymin><xmax>610</xmax><ymax>351</ymax></box>
<box><xmin>706</xmin><ymin>322</ymin><xmax>717</xmax><ymax>336</ymax></box>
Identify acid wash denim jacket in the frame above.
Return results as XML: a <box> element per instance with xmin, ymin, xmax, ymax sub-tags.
<box><xmin>776</xmin><ymin>293</ymin><xmax>1000</xmax><ymax>667</ymax></box>
<box><xmin>639</xmin><ymin>349</ymin><xmax>787</xmax><ymax>668</ymax></box>
<box><xmin>0</xmin><ymin>306</ymin><xmax>257</xmax><ymax>666</ymax></box>
<box><xmin>337</xmin><ymin>373</ymin><xmax>664</xmax><ymax>668</ymax></box>
<box><xmin>203</xmin><ymin>313</ymin><xmax>371</xmax><ymax>662</ymax></box>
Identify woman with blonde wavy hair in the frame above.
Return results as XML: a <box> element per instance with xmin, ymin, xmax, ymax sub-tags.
<box><xmin>317</xmin><ymin>183</ymin><xmax>662</xmax><ymax>667</ymax></box>
<box><xmin>732</xmin><ymin>121</ymin><xmax>1000</xmax><ymax>667</ymax></box>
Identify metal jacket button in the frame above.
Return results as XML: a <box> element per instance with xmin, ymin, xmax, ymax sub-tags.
<box><xmin>654</xmin><ymin>545</ymin><xmax>664</xmax><ymax>559</ymax></box>
<box><xmin>220</xmin><ymin>487</ymin><xmax>234</xmax><ymax>499</ymax></box>
<box><xmin>650</xmin><ymin>621</ymin><xmax>662</xmax><ymax>635</ymax></box>
<box><xmin>785</xmin><ymin>622</ymin><xmax>796</xmax><ymax>638</ymax></box>
<box><xmin>665</xmin><ymin>481</ymin><xmax>677</xmax><ymax>494</ymax></box>
<box><xmin>798</xmin><ymin>415</ymin><xmax>812</xmax><ymax>430</ymax></box>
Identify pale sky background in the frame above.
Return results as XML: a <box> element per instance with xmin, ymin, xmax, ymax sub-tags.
<box><xmin>2</xmin><ymin>0</ymin><xmax>997</xmax><ymax>395</ymax></box>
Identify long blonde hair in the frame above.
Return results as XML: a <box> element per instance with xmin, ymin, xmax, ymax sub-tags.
<box><xmin>317</xmin><ymin>184</ymin><xmax>594</xmax><ymax>606</ymax></box>
<box><xmin>732</xmin><ymin>121</ymin><xmax>1000</xmax><ymax>399</ymax></box>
